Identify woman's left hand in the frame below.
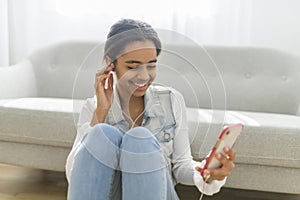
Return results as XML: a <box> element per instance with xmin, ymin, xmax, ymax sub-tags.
<box><xmin>195</xmin><ymin>147</ymin><xmax>236</xmax><ymax>182</ymax></box>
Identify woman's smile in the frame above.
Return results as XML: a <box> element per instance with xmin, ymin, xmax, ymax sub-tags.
<box><xmin>114</xmin><ymin>40</ymin><xmax>157</xmax><ymax>97</ymax></box>
<box><xmin>131</xmin><ymin>81</ymin><xmax>150</xmax><ymax>91</ymax></box>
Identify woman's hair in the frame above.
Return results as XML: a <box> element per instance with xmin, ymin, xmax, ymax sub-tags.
<box><xmin>104</xmin><ymin>19</ymin><xmax>161</xmax><ymax>63</ymax></box>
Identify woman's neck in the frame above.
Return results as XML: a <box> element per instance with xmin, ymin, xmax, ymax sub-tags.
<box><xmin>118</xmin><ymin>89</ymin><xmax>145</xmax><ymax>126</ymax></box>
<box><xmin>120</xmin><ymin>94</ymin><xmax>144</xmax><ymax>111</ymax></box>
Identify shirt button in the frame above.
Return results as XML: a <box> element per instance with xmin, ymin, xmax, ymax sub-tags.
<box><xmin>164</xmin><ymin>132</ymin><xmax>170</xmax><ymax>140</ymax></box>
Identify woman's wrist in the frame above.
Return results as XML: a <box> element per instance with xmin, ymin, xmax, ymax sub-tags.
<box><xmin>90</xmin><ymin>108</ymin><xmax>109</xmax><ymax>126</ymax></box>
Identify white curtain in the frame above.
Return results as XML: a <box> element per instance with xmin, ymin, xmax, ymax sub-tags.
<box><xmin>0</xmin><ymin>0</ymin><xmax>9</xmax><ymax>66</ymax></box>
<box><xmin>2</xmin><ymin>0</ymin><xmax>300</xmax><ymax>65</ymax></box>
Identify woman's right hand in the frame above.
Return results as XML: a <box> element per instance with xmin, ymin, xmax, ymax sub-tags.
<box><xmin>91</xmin><ymin>64</ymin><xmax>115</xmax><ymax>125</ymax></box>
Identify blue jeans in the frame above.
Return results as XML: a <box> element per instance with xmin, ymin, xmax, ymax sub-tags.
<box><xmin>67</xmin><ymin>124</ymin><xmax>179</xmax><ymax>200</ymax></box>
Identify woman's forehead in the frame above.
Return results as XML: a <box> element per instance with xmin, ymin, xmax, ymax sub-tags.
<box><xmin>118</xmin><ymin>41</ymin><xmax>157</xmax><ymax>62</ymax></box>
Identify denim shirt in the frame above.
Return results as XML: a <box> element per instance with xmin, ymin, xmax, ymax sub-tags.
<box><xmin>66</xmin><ymin>84</ymin><xmax>226</xmax><ymax>195</ymax></box>
<box><xmin>105</xmin><ymin>84</ymin><xmax>176</xmax><ymax>144</ymax></box>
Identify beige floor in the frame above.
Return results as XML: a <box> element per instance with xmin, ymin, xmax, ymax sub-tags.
<box><xmin>0</xmin><ymin>164</ymin><xmax>299</xmax><ymax>200</ymax></box>
<box><xmin>0</xmin><ymin>164</ymin><xmax>67</xmax><ymax>200</ymax></box>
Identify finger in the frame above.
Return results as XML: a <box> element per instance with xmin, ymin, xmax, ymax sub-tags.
<box><xmin>95</xmin><ymin>68</ymin><xmax>109</xmax><ymax>78</ymax></box>
<box><xmin>94</xmin><ymin>74</ymin><xmax>110</xmax><ymax>91</ymax></box>
<box><xmin>108</xmin><ymin>62</ymin><xmax>115</xmax><ymax>69</ymax></box>
<box><xmin>224</xmin><ymin>147</ymin><xmax>236</xmax><ymax>161</ymax></box>
<box><xmin>104</xmin><ymin>64</ymin><xmax>114</xmax><ymax>73</ymax></box>
<box><xmin>96</xmin><ymin>68</ymin><xmax>106</xmax><ymax>75</ymax></box>
<box><xmin>195</xmin><ymin>166</ymin><xmax>202</xmax><ymax>172</ymax></box>
<box><xmin>215</xmin><ymin>153</ymin><xmax>226</xmax><ymax>164</ymax></box>
<box><xmin>215</xmin><ymin>153</ymin><xmax>235</xmax><ymax>170</ymax></box>
<box><xmin>103</xmin><ymin>63</ymin><xmax>115</xmax><ymax>73</ymax></box>
<box><xmin>96</xmin><ymin>64</ymin><xmax>114</xmax><ymax>77</ymax></box>
<box><xmin>108</xmin><ymin>72</ymin><xmax>114</xmax><ymax>90</ymax></box>
<box><xmin>208</xmin><ymin>168</ymin><xmax>230</xmax><ymax>181</ymax></box>
<box><xmin>202</xmin><ymin>169</ymin><xmax>210</xmax><ymax>179</ymax></box>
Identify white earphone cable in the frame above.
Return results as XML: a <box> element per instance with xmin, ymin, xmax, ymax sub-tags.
<box><xmin>129</xmin><ymin>109</ymin><xmax>146</xmax><ymax>129</ymax></box>
<box><xmin>199</xmin><ymin>174</ymin><xmax>211</xmax><ymax>200</ymax></box>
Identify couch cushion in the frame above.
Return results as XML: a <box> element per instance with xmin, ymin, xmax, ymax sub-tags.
<box><xmin>0</xmin><ymin>98</ymin><xmax>85</xmax><ymax>147</ymax></box>
<box><xmin>187</xmin><ymin>108</ymin><xmax>300</xmax><ymax>169</ymax></box>
<box><xmin>1</xmin><ymin>98</ymin><xmax>299</xmax><ymax>169</ymax></box>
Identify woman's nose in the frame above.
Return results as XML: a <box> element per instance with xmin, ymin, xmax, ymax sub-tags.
<box><xmin>136</xmin><ymin>67</ymin><xmax>150</xmax><ymax>80</ymax></box>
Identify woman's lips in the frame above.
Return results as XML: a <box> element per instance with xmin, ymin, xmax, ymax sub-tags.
<box><xmin>131</xmin><ymin>82</ymin><xmax>149</xmax><ymax>91</ymax></box>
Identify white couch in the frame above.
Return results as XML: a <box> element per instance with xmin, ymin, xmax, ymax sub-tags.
<box><xmin>0</xmin><ymin>40</ymin><xmax>300</xmax><ymax>195</ymax></box>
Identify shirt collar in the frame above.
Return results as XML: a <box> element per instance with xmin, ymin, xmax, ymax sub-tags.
<box><xmin>144</xmin><ymin>85</ymin><xmax>165</xmax><ymax>118</ymax></box>
<box><xmin>106</xmin><ymin>87</ymin><xmax>125</xmax><ymax>125</ymax></box>
<box><xmin>106</xmin><ymin>84</ymin><xmax>165</xmax><ymax>125</ymax></box>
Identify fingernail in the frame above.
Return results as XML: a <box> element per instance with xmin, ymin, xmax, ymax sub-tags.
<box><xmin>216</xmin><ymin>153</ymin><xmax>221</xmax><ymax>159</ymax></box>
<box><xmin>224</xmin><ymin>147</ymin><xmax>229</xmax><ymax>152</ymax></box>
<box><xmin>203</xmin><ymin>170</ymin><xmax>210</xmax><ymax>178</ymax></box>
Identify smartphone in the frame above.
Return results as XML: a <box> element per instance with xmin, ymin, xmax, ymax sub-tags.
<box><xmin>104</xmin><ymin>71</ymin><xmax>114</xmax><ymax>90</ymax></box>
<box><xmin>201</xmin><ymin>123</ymin><xmax>243</xmax><ymax>176</ymax></box>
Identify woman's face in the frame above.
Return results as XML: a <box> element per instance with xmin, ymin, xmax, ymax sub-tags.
<box><xmin>114</xmin><ymin>40</ymin><xmax>157</xmax><ymax>98</ymax></box>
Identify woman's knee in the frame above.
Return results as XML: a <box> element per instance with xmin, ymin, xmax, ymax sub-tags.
<box><xmin>86</xmin><ymin>123</ymin><xmax>123</xmax><ymax>146</ymax></box>
<box><xmin>120</xmin><ymin>127</ymin><xmax>165</xmax><ymax>173</ymax></box>
<box><xmin>80</xmin><ymin>123</ymin><xmax>123</xmax><ymax>169</ymax></box>
<box><xmin>121</xmin><ymin>127</ymin><xmax>160</xmax><ymax>153</ymax></box>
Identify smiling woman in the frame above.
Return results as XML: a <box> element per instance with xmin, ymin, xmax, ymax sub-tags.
<box><xmin>65</xmin><ymin>18</ymin><xmax>237</xmax><ymax>200</ymax></box>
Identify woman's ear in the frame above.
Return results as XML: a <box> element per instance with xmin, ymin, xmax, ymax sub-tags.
<box><xmin>105</xmin><ymin>56</ymin><xmax>116</xmax><ymax>71</ymax></box>
<box><xmin>105</xmin><ymin>56</ymin><xmax>112</xmax><ymax>66</ymax></box>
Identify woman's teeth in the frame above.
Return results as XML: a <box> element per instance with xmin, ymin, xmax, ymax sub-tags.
<box><xmin>134</xmin><ymin>82</ymin><xmax>147</xmax><ymax>87</ymax></box>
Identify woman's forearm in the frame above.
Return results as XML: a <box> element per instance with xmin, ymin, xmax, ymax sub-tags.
<box><xmin>90</xmin><ymin>108</ymin><xmax>108</xmax><ymax>127</ymax></box>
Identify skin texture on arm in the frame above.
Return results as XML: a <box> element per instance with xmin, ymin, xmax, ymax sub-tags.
<box><xmin>90</xmin><ymin>64</ymin><xmax>115</xmax><ymax>127</ymax></box>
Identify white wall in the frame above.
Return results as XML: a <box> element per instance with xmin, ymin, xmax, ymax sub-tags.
<box><xmin>4</xmin><ymin>0</ymin><xmax>300</xmax><ymax>65</ymax></box>
<box><xmin>0</xmin><ymin>0</ymin><xmax>9</xmax><ymax>66</ymax></box>
<box><xmin>249</xmin><ymin>0</ymin><xmax>300</xmax><ymax>56</ymax></box>
<box><xmin>184</xmin><ymin>0</ymin><xmax>300</xmax><ymax>57</ymax></box>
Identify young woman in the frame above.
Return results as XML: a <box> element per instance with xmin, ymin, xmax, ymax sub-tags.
<box><xmin>66</xmin><ymin>19</ymin><xmax>236</xmax><ymax>200</ymax></box>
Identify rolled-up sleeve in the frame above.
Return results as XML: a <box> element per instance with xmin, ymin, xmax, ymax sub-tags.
<box><xmin>170</xmin><ymin>89</ymin><xmax>226</xmax><ymax>195</ymax></box>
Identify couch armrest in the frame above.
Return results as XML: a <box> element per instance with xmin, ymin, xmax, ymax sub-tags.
<box><xmin>0</xmin><ymin>59</ymin><xmax>37</xmax><ymax>98</ymax></box>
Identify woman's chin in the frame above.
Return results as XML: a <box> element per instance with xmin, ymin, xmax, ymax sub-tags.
<box><xmin>132</xmin><ymin>83</ymin><xmax>152</xmax><ymax>97</ymax></box>
<box><xmin>117</xmin><ymin>83</ymin><xmax>150</xmax><ymax>98</ymax></box>
<box><xmin>132</xmin><ymin>86</ymin><xmax>149</xmax><ymax>97</ymax></box>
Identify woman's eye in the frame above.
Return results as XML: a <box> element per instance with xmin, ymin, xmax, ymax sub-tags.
<box><xmin>147</xmin><ymin>65</ymin><xmax>156</xmax><ymax>69</ymax></box>
<box><xmin>127</xmin><ymin>66</ymin><xmax>139</xmax><ymax>70</ymax></box>
<box><xmin>127</xmin><ymin>65</ymin><xmax>156</xmax><ymax>70</ymax></box>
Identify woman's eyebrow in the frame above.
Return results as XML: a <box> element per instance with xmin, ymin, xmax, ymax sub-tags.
<box><xmin>125</xmin><ymin>59</ymin><xmax>157</xmax><ymax>64</ymax></box>
<box><xmin>148</xmin><ymin>59</ymin><xmax>157</xmax><ymax>63</ymax></box>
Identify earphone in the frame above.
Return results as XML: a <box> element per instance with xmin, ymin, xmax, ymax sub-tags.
<box><xmin>104</xmin><ymin>77</ymin><xmax>109</xmax><ymax>90</ymax></box>
<box><xmin>104</xmin><ymin>71</ymin><xmax>114</xmax><ymax>90</ymax></box>
<box><xmin>104</xmin><ymin>61</ymin><xmax>115</xmax><ymax>90</ymax></box>
<box><xmin>199</xmin><ymin>174</ymin><xmax>211</xmax><ymax>200</ymax></box>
